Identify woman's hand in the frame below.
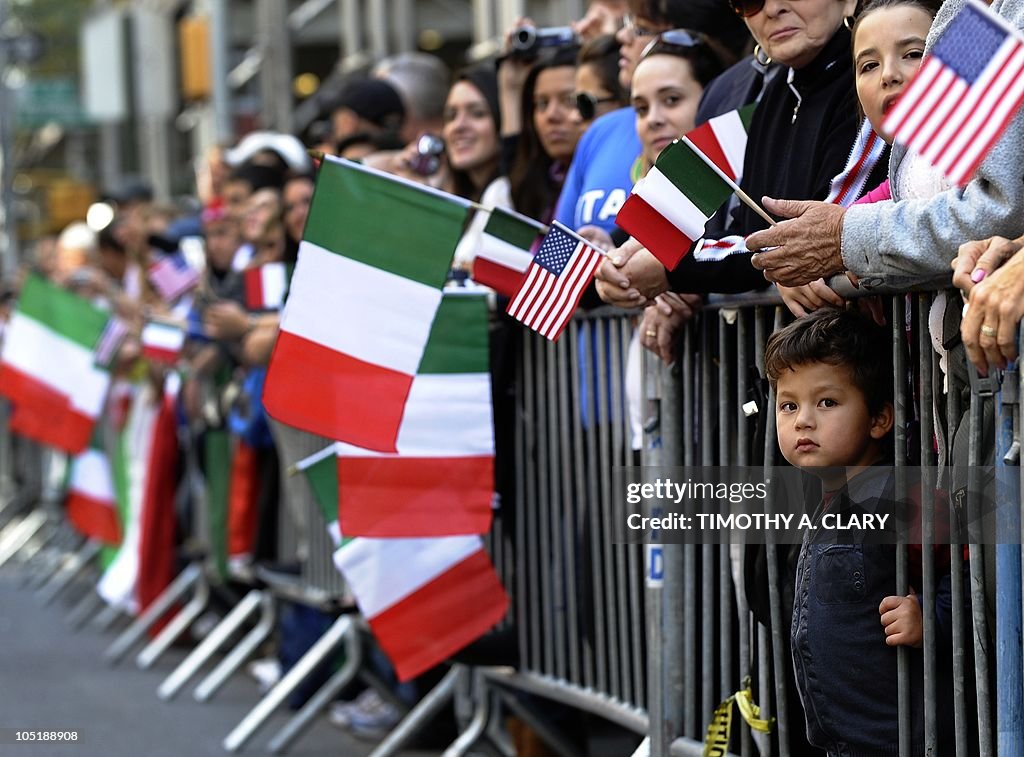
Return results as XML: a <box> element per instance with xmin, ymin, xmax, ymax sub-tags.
<box><xmin>960</xmin><ymin>247</ymin><xmax>1024</xmax><ymax>375</ymax></box>
<box><xmin>639</xmin><ymin>292</ymin><xmax>702</xmax><ymax>364</ymax></box>
<box><xmin>951</xmin><ymin>235</ymin><xmax>1024</xmax><ymax>295</ymax></box>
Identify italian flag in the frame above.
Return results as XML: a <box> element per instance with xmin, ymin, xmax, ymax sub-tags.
<box><xmin>615</xmin><ymin>104</ymin><xmax>755</xmax><ymax>270</ymax></box>
<box><xmin>334</xmin><ymin>535</ymin><xmax>508</xmax><ymax>682</ymax></box>
<box><xmin>0</xmin><ymin>275</ymin><xmax>110</xmax><ymax>453</ymax></box>
<box><xmin>97</xmin><ymin>377</ymin><xmax>180</xmax><ymax>623</ymax></box>
<box><xmin>264</xmin><ymin>157</ymin><xmax>472</xmax><ymax>453</ymax></box>
<box><xmin>244</xmin><ymin>262</ymin><xmax>290</xmax><ymax>310</ymax></box>
<box><xmin>141</xmin><ymin>321</ymin><xmax>185</xmax><ymax>365</ymax></box>
<box><xmin>296</xmin><ymin>446</ymin><xmax>508</xmax><ymax>683</ymax></box>
<box><xmin>293</xmin><ymin>293</ymin><xmax>494</xmax><ymax>538</ymax></box>
<box><xmin>66</xmin><ymin>445</ymin><xmax>122</xmax><ymax>545</ymax></box>
<box><xmin>470</xmin><ymin>207</ymin><xmax>543</xmax><ymax>298</ymax></box>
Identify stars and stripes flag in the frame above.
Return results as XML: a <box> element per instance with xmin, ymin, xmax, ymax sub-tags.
<box><xmin>147</xmin><ymin>253</ymin><xmax>200</xmax><ymax>302</ymax></box>
<box><xmin>506</xmin><ymin>222</ymin><xmax>604</xmax><ymax>342</ymax></box>
<box><xmin>882</xmin><ymin>0</ymin><xmax>1024</xmax><ymax>186</ymax></box>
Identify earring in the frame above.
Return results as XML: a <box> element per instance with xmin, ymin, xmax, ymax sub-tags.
<box><xmin>843</xmin><ymin>15</ymin><xmax>856</xmax><ymax>30</ymax></box>
<box><xmin>754</xmin><ymin>44</ymin><xmax>772</xmax><ymax>65</ymax></box>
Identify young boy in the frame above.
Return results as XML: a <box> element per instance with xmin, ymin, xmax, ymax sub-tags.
<box><xmin>765</xmin><ymin>308</ymin><xmax>949</xmax><ymax>755</ymax></box>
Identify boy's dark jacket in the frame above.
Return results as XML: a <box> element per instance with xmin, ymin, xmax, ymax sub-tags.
<box><xmin>790</xmin><ymin>466</ymin><xmax>957</xmax><ymax>755</ymax></box>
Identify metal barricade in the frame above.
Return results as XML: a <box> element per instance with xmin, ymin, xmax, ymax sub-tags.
<box><xmin>644</xmin><ymin>291</ymin><xmax>1007</xmax><ymax>757</ymax></box>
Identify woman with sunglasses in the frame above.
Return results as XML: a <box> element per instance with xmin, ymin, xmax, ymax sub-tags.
<box><xmin>575</xmin><ymin>34</ymin><xmax>628</xmax><ymax>125</ymax></box>
<box><xmin>597</xmin><ymin>0</ymin><xmax>886</xmax><ymax>303</ymax></box>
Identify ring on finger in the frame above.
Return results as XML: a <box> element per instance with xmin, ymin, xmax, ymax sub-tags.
<box><xmin>981</xmin><ymin>324</ymin><xmax>997</xmax><ymax>338</ymax></box>
<box><xmin>645</xmin><ymin>330</ymin><xmax>657</xmax><ymax>338</ymax></box>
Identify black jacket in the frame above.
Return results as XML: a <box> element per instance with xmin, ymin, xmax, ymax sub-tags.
<box><xmin>668</xmin><ymin>27</ymin><xmax>887</xmax><ymax>294</ymax></box>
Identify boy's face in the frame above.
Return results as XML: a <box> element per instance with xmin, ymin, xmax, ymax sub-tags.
<box><xmin>775</xmin><ymin>361</ymin><xmax>892</xmax><ymax>484</ymax></box>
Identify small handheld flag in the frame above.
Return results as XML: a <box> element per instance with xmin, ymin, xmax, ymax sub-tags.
<box><xmin>506</xmin><ymin>222</ymin><xmax>604</xmax><ymax>342</ymax></box>
<box><xmin>148</xmin><ymin>253</ymin><xmax>200</xmax><ymax>302</ymax></box>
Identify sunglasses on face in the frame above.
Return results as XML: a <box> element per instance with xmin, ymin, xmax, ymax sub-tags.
<box><xmin>729</xmin><ymin>0</ymin><xmax>765</xmax><ymax>18</ymax></box>
<box><xmin>639</xmin><ymin>29</ymin><xmax>710</xmax><ymax>62</ymax></box>
<box><xmin>575</xmin><ymin>92</ymin><xmax>618</xmax><ymax>121</ymax></box>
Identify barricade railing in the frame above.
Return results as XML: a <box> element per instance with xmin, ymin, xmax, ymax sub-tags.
<box><xmin>643</xmin><ymin>290</ymin><xmax>1011</xmax><ymax>757</ymax></box>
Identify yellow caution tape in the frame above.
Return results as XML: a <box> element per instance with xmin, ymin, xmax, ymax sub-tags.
<box><xmin>702</xmin><ymin>678</ymin><xmax>774</xmax><ymax>757</ymax></box>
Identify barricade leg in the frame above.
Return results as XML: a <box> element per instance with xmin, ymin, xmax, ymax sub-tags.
<box><xmin>0</xmin><ymin>510</ymin><xmax>49</xmax><ymax>568</ymax></box>
<box><xmin>27</xmin><ymin>528</ymin><xmax>77</xmax><ymax>589</ymax></box>
<box><xmin>158</xmin><ymin>589</ymin><xmax>264</xmax><ymax>700</ymax></box>
<box><xmin>442</xmin><ymin>669</ymin><xmax>492</xmax><ymax>757</ymax></box>
<box><xmin>222</xmin><ymin>614</ymin><xmax>353</xmax><ymax>752</ymax></box>
<box><xmin>193</xmin><ymin>592</ymin><xmax>276</xmax><ymax>703</ymax></box>
<box><xmin>91</xmin><ymin>602</ymin><xmax>126</xmax><ymax>632</ymax></box>
<box><xmin>39</xmin><ymin>540</ymin><xmax>102</xmax><ymax>605</ymax></box>
<box><xmin>66</xmin><ymin>587</ymin><xmax>104</xmax><ymax>629</ymax></box>
<box><xmin>103</xmin><ymin>562</ymin><xmax>202</xmax><ymax>664</ymax></box>
<box><xmin>265</xmin><ymin>627</ymin><xmax>363</xmax><ymax>754</ymax></box>
<box><xmin>367</xmin><ymin>665</ymin><xmax>461</xmax><ymax>757</ymax></box>
<box><xmin>136</xmin><ymin>573</ymin><xmax>211</xmax><ymax>669</ymax></box>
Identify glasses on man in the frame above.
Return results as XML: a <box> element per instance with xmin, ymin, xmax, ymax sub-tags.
<box><xmin>638</xmin><ymin>29</ymin><xmax>710</xmax><ymax>62</ymax></box>
<box><xmin>623</xmin><ymin>13</ymin><xmax>660</xmax><ymax>37</ymax></box>
<box><xmin>575</xmin><ymin>92</ymin><xmax>618</xmax><ymax>121</ymax></box>
<box><xmin>728</xmin><ymin>0</ymin><xmax>765</xmax><ymax>18</ymax></box>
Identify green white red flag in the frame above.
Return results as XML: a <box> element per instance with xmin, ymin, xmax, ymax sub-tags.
<box><xmin>470</xmin><ymin>207</ymin><xmax>543</xmax><ymax>297</ymax></box>
<box><xmin>615</xmin><ymin>104</ymin><xmax>755</xmax><ymax>270</ymax></box>
<box><xmin>0</xmin><ymin>275</ymin><xmax>110</xmax><ymax>453</ymax></box>
<box><xmin>264</xmin><ymin>157</ymin><xmax>473</xmax><ymax>452</ymax></box>
<box><xmin>66</xmin><ymin>445</ymin><xmax>122</xmax><ymax>545</ymax></box>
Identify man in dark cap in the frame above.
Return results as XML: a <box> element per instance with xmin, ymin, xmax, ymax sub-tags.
<box><xmin>329</xmin><ymin>78</ymin><xmax>406</xmax><ymax>146</ymax></box>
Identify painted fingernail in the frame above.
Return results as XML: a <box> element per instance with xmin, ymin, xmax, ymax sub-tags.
<box><xmin>971</xmin><ymin>269</ymin><xmax>987</xmax><ymax>283</ymax></box>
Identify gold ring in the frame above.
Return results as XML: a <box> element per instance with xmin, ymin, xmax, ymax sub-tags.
<box><xmin>645</xmin><ymin>330</ymin><xmax>657</xmax><ymax>338</ymax></box>
<box><xmin>981</xmin><ymin>324</ymin><xmax>997</xmax><ymax>338</ymax></box>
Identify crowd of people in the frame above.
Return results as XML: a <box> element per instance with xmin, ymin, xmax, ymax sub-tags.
<box><xmin>5</xmin><ymin>0</ymin><xmax>1024</xmax><ymax>752</ymax></box>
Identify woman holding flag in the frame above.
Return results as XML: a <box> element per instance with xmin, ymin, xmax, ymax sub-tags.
<box><xmin>595</xmin><ymin>0</ymin><xmax>886</xmax><ymax>303</ymax></box>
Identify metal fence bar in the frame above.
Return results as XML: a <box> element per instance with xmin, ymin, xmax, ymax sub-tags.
<box><xmin>596</xmin><ymin>321</ymin><xmax>621</xmax><ymax>701</ymax></box>
<box><xmin>558</xmin><ymin>319</ymin><xmax>582</xmax><ymax>687</ymax></box>
<box><xmin>567</xmin><ymin>321</ymin><xmax>596</xmax><ymax>691</ymax></box>
<box><xmin>947</xmin><ymin>350</ymin><xmax>970</xmax><ymax>756</ymax></box>
<box><xmin>545</xmin><ymin>335</ymin><xmax>566</xmax><ymax>682</ymax></box>
<box><xmin>996</xmin><ymin>349</ymin><xmax>1023</xmax><ymax>755</ymax></box>
<box><xmin>892</xmin><ymin>296</ymin><xmax>911</xmax><ymax>757</ymax></box>
<box><xmin>917</xmin><ymin>293</ymin><xmax>938</xmax><ymax>753</ymax></box>
<box><xmin>968</xmin><ymin>361</ymin><xmax>994</xmax><ymax>756</ymax></box>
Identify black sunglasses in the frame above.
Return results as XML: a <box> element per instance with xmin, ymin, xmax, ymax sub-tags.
<box><xmin>575</xmin><ymin>92</ymin><xmax>618</xmax><ymax>121</ymax></box>
<box><xmin>638</xmin><ymin>29</ymin><xmax>710</xmax><ymax>62</ymax></box>
<box><xmin>729</xmin><ymin>0</ymin><xmax>765</xmax><ymax>18</ymax></box>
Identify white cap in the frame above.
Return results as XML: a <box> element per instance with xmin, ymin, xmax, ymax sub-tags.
<box><xmin>224</xmin><ymin>131</ymin><xmax>311</xmax><ymax>172</ymax></box>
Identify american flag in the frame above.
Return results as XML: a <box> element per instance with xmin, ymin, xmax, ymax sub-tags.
<box><xmin>882</xmin><ymin>0</ymin><xmax>1024</xmax><ymax>186</ymax></box>
<box><xmin>148</xmin><ymin>253</ymin><xmax>200</xmax><ymax>302</ymax></box>
<box><xmin>94</xmin><ymin>316</ymin><xmax>130</xmax><ymax>368</ymax></box>
<box><xmin>506</xmin><ymin>222</ymin><xmax>603</xmax><ymax>341</ymax></box>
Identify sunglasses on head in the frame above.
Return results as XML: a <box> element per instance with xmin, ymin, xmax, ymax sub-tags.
<box><xmin>575</xmin><ymin>92</ymin><xmax>618</xmax><ymax>121</ymax></box>
<box><xmin>639</xmin><ymin>29</ymin><xmax>709</xmax><ymax>62</ymax></box>
<box><xmin>729</xmin><ymin>0</ymin><xmax>765</xmax><ymax>18</ymax></box>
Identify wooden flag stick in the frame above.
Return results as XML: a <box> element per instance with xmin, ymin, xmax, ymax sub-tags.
<box><xmin>680</xmin><ymin>136</ymin><xmax>776</xmax><ymax>228</ymax></box>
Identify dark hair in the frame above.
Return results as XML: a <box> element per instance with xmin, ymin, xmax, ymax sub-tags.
<box><xmin>447</xmin><ymin>67</ymin><xmax>503</xmax><ymax>202</ymax></box>
<box><xmin>637</xmin><ymin>30</ymin><xmax>732</xmax><ymax>90</ymax></box>
<box><xmin>509</xmin><ymin>46</ymin><xmax>581</xmax><ymax>222</ymax></box>
<box><xmin>851</xmin><ymin>0</ymin><xmax>939</xmax><ymax>48</ymax></box>
<box><xmin>628</xmin><ymin>0</ymin><xmax>751</xmax><ymax>60</ymax></box>
<box><xmin>578</xmin><ymin>34</ymin><xmax>628</xmax><ymax>106</ymax></box>
<box><xmin>764</xmin><ymin>308</ymin><xmax>892</xmax><ymax>415</ymax></box>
